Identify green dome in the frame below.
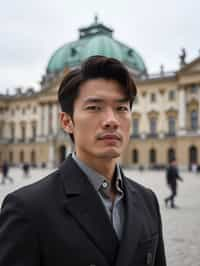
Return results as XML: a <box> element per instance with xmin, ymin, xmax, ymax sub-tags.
<box><xmin>47</xmin><ymin>20</ymin><xmax>147</xmax><ymax>75</ymax></box>
<box><xmin>80</xmin><ymin>35</ymin><xmax>124</xmax><ymax>61</ymax></box>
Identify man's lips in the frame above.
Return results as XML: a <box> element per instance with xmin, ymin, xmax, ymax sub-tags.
<box><xmin>97</xmin><ymin>134</ymin><xmax>121</xmax><ymax>141</ymax></box>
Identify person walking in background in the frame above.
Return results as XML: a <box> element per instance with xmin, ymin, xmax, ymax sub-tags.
<box><xmin>0</xmin><ymin>160</ymin><xmax>13</xmax><ymax>184</ymax></box>
<box><xmin>22</xmin><ymin>162</ymin><xmax>30</xmax><ymax>178</ymax></box>
<box><xmin>165</xmin><ymin>158</ymin><xmax>183</xmax><ymax>208</ymax></box>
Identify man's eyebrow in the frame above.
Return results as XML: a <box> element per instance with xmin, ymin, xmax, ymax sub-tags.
<box><xmin>83</xmin><ymin>97</ymin><xmax>104</xmax><ymax>104</ymax></box>
<box><xmin>83</xmin><ymin>97</ymin><xmax>129</xmax><ymax>104</ymax></box>
<box><xmin>116</xmin><ymin>97</ymin><xmax>129</xmax><ymax>103</ymax></box>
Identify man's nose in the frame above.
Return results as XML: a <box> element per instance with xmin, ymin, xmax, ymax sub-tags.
<box><xmin>102</xmin><ymin>108</ymin><xmax>119</xmax><ymax>129</ymax></box>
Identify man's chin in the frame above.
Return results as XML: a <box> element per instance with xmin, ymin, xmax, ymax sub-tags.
<box><xmin>98</xmin><ymin>149</ymin><xmax>121</xmax><ymax>159</ymax></box>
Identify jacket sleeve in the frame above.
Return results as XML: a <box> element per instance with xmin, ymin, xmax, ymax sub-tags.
<box><xmin>151</xmin><ymin>191</ymin><xmax>167</xmax><ymax>266</ymax></box>
<box><xmin>0</xmin><ymin>193</ymin><xmax>39</xmax><ymax>266</ymax></box>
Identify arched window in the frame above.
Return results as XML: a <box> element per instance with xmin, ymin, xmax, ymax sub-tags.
<box><xmin>189</xmin><ymin>146</ymin><xmax>198</xmax><ymax>164</ymax></box>
<box><xmin>9</xmin><ymin>151</ymin><xmax>13</xmax><ymax>164</ymax></box>
<box><xmin>168</xmin><ymin>148</ymin><xmax>176</xmax><ymax>163</ymax></box>
<box><xmin>31</xmin><ymin>150</ymin><xmax>36</xmax><ymax>165</ymax></box>
<box><xmin>149</xmin><ymin>149</ymin><xmax>156</xmax><ymax>164</ymax></box>
<box><xmin>191</xmin><ymin>110</ymin><xmax>198</xmax><ymax>130</ymax></box>
<box><xmin>132</xmin><ymin>149</ymin><xmax>139</xmax><ymax>163</ymax></box>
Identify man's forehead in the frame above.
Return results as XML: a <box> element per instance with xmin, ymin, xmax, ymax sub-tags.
<box><xmin>79</xmin><ymin>79</ymin><xmax>127</xmax><ymax>97</ymax></box>
<box><xmin>83</xmin><ymin>96</ymin><xmax>129</xmax><ymax>104</ymax></box>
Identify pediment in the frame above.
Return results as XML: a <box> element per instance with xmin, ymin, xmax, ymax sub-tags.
<box><xmin>178</xmin><ymin>57</ymin><xmax>200</xmax><ymax>74</ymax></box>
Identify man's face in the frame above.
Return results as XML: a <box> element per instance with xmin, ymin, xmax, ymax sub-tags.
<box><xmin>61</xmin><ymin>78</ymin><xmax>132</xmax><ymax>162</ymax></box>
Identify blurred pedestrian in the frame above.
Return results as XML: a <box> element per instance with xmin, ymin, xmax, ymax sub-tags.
<box><xmin>0</xmin><ymin>160</ymin><xmax>13</xmax><ymax>184</ymax></box>
<box><xmin>22</xmin><ymin>162</ymin><xmax>30</xmax><ymax>177</ymax></box>
<box><xmin>164</xmin><ymin>159</ymin><xmax>183</xmax><ymax>208</ymax></box>
<box><xmin>191</xmin><ymin>162</ymin><xmax>197</xmax><ymax>174</ymax></box>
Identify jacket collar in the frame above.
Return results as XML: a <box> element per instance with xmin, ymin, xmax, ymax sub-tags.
<box><xmin>59</xmin><ymin>155</ymin><xmax>119</xmax><ymax>265</ymax></box>
<box><xmin>59</xmin><ymin>155</ymin><xmax>144</xmax><ymax>266</ymax></box>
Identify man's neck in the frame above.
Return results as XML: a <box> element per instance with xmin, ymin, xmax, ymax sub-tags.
<box><xmin>75</xmin><ymin>152</ymin><xmax>117</xmax><ymax>182</ymax></box>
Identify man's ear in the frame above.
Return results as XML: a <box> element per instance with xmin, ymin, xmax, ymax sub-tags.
<box><xmin>60</xmin><ymin>112</ymin><xmax>74</xmax><ymax>133</ymax></box>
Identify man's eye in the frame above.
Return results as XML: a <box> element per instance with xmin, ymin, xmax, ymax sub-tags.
<box><xmin>86</xmin><ymin>106</ymin><xmax>101</xmax><ymax>111</ymax></box>
<box><xmin>117</xmin><ymin>106</ymin><xmax>129</xmax><ymax>112</ymax></box>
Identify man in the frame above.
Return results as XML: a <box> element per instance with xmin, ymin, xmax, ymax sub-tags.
<box><xmin>165</xmin><ymin>158</ymin><xmax>183</xmax><ymax>208</ymax></box>
<box><xmin>0</xmin><ymin>160</ymin><xmax>13</xmax><ymax>184</ymax></box>
<box><xmin>0</xmin><ymin>56</ymin><xmax>166</xmax><ymax>266</ymax></box>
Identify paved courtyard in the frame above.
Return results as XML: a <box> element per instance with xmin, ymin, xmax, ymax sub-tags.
<box><xmin>0</xmin><ymin>167</ymin><xmax>200</xmax><ymax>266</ymax></box>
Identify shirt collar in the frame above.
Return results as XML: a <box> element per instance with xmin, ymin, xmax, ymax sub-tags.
<box><xmin>72</xmin><ymin>152</ymin><xmax>123</xmax><ymax>193</ymax></box>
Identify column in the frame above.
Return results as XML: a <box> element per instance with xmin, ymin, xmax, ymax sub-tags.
<box><xmin>1</xmin><ymin>122</ymin><xmax>5</xmax><ymax>140</ymax></box>
<box><xmin>48</xmin><ymin>103</ymin><xmax>53</xmax><ymax>135</ymax></box>
<box><xmin>37</xmin><ymin>104</ymin><xmax>43</xmax><ymax>138</ymax></box>
<box><xmin>52</xmin><ymin>103</ymin><xmax>59</xmax><ymax>135</ymax></box>
<box><xmin>178</xmin><ymin>88</ymin><xmax>186</xmax><ymax>135</ymax></box>
<box><xmin>198</xmin><ymin>86</ymin><xmax>200</xmax><ymax>134</ymax></box>
<box><xmin>15</xmin><ymin>122</ymin><xmax>20</xmax><ymax>141</ymax></box>
<box><xmin>44</xmin><ymin>104</ymin><xmax>49</xmax><ymax>136</ymax></box>
<box><xmin>48</xmin><ymin>143</ymin><xmax>55</xmax><ymax>168</ymax></box>
<box><xmin>56</xmin><ymin>104</ymin><xmax>61</xmax><ymax>134</ymax></box>
<box><xmin>158</xmin><ymin>91</ymin><xmax>165</xmax><ymax>138</ymax></box>
<box><xmin>26</xmin><ymin>122</ymin><xmax>32</xmax><ymax>142</ymax></box>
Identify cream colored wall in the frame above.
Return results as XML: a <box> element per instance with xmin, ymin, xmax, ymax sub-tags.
<box><xmin>135</xmin><ymin>79</ymin><xmax>179</xmax><ymax>135</ymax></box>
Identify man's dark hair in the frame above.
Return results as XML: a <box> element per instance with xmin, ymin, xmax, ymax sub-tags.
<box><xmin>58</xmin><ymin>55</ymin><xmax>137</xmax><ymax>141</ymax></box>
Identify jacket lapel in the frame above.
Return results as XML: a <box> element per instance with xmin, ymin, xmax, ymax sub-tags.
<box><xmin>59</xmin><ymin>156</ymin><xmax>119</xmax><ymax>265</ymax></box>
<box><xmin>115</xmin><ymin>176</ymin><xmax>144</xmax><ymax>266</ymax></box>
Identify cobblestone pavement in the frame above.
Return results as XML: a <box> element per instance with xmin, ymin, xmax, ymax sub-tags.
<box><xmin>0</xmin><ymin>167</ymin><xmax>200</xmax><ymax>266</ymax></box>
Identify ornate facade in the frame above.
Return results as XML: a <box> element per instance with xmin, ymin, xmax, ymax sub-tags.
<box><xmin>123</xmin><ymin>57</ymin><xmax>200</xmax><ymax>169</ymax></box>
<box><xmin>0</xmin><ymin>20</ymin><xmax>199</xmax><ymax>169</ymax></box>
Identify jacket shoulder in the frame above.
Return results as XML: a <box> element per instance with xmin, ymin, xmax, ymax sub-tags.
<box><xmin>2</xmin><ymin>169</ymin><xmax>61</xmax><ymax>214</ymax></box>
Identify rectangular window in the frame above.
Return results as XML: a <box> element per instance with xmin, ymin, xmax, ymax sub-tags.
<box><xmin>150</xmin><ymin>118</ymin><xmax>157</xmax><ymax>135</ymax></box>
<box><xmin>191</xmin><ymin>84</ymin><xmax>197</xmax><ymax>94</ymax></box>
<box><xmin>168</xmin><ymin>117</ymin><xmax>176</xmax><ymax>135</ymax></box>
<box><xmin>169</xmin><ymin>90</ymin><xmax>175</xmax><ymax>101</ymax></box>
<box><xmin>150</xmin><ymin>93</ymin><xmax>156</xmax><ymax>103</ymax></box>
<box><xmin>132</xmin><ymin>119</ymin><xmax>139</xmax><ymax>136</ymax></box>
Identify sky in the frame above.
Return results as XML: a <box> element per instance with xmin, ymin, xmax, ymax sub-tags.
<box><xmin>0</xmin><ymin>0</ymin><xmax>199</xmax><ymax>93</ymax></box>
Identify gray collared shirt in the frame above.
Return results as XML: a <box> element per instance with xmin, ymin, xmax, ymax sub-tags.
<box><xmin>72</xmin><ymin>153</ymin><xmax>125</xmax><ymax>240</ymax></box>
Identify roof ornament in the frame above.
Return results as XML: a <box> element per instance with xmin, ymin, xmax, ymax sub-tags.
<box><xmin>160</xmin><ymin>64</ymin><xmax>164</xmax><ymax>76</ymax></box>
<box><xmin>94</xmin><ymin>14</ymin><xmax>99</xmax><ymax>24</ymax></box>
<box><xmin>179</xmin><ymin>48</ymin><xmax>186</xmax><ymax>67</ymax></box>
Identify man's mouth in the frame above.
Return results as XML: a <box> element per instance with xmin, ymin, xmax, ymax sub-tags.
<box><xmin>98</xmin><ymin>134</ymin><xmax>121</xmax><ymax>141</ymax></box>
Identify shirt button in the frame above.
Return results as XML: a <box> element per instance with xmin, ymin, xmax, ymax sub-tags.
<box><xmin>102</xmin><ymin>181</ymin><xmax>108</xmax><ymax>188</ymax></box>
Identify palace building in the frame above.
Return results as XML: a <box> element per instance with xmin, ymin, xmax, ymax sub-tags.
<box><xmin>0</xmin><ymin>18</ymin><xmax>200</xmax><ymax>169</ymax></box>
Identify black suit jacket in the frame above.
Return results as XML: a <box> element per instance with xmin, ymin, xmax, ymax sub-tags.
<box><xmin>0</xmin><ymin>155</ymin><xmax>166</xmax><ymax>266</ymax></box>
<box><xmin>166</xmin><ymin>165</ymin><xmax>183</xmax><ymax>188</ymax></box>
